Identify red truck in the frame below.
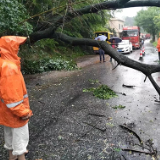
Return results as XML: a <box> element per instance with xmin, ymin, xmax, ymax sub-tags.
<box><xmin>145</xmin><ymin>34</ymin><xmax>151</xmax><ymax>39</ymax></box>
<box><xmin>122</xmin><ymin>26</ymin><xmax>141</xmax><ymax>49</ymax></box>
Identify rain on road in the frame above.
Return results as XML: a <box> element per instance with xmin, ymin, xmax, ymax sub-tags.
<box><xmin>0</xmin><ymin>40</ymin><xmax>160</xmax><ymax>160</ymax></box>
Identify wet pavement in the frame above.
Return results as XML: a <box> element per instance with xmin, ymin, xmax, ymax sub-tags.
<box><xmin>0</xmin><ymin>40</ymin><xmax>160</xmax><ymax>160</ymax></box>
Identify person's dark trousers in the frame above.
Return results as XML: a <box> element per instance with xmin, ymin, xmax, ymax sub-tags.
<box><xmin>99</xmin><ymin>48</ymin><xmax>105</xmax><ymax>62</ymax></box>
<box><xmin>158</xmin><ymin>52</ymin><xmax>160</xmax><ymax>61</ymax></box>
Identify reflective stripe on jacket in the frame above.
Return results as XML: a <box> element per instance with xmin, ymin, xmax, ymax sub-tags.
<box><xmin>1</xmin><ymin>94</ymin><xmax>28</xmax><ymax>108</ymax></box>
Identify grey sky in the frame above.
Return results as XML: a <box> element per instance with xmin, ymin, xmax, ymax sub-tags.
<box><xmin>115</xmin><ymin>7</ymin><xmax>146</xmax><ymax>20</ymax></box>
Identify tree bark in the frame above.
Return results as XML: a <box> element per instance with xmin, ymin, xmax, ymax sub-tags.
<box><xmin>52</xmin><ymin>32</ymin><xmax>160</xmax><ymax>95</ymax></box>
<box><xmin>28</xmin><ymin>0</ymin><xmax>160</xmax><ymax>95</ymax></box>
<box><xmin>30</xmin><ymin>0</ymin><xmax>160</xmax><ymax>42</ymax></box>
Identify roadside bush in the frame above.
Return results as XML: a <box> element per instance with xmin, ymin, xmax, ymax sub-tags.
<box><xmin>35</xmin><ymin>39</ymin><xmax>59</xmax><ymax>52</ymax></box>
<box><xmin>152</xmin><ymin>41</ymin><xmax>157</xmax><ymax>47</ymax></box>
<box><xmin>20</xmin><ymin>38</ymin><xmax>91</xmax><ymax>74</ymax></box>
<box><xmin>21</xmin><ymin>57</ymin><xmax>78</xmax><ymax>74</ymax></box>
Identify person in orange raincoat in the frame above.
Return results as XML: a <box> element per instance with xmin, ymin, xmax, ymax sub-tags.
<box><xmin>156</xmin><ymin>33</ymin><xmax>160</xmax><ymax>61</ymax></box>
<box><xmin>0</xmin><ymin>36</ymin><xmax>33</xmax><ymax>160</ymax></box>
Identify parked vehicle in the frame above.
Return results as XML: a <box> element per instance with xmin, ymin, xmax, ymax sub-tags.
<box><xmin>117</xmin><ymin>40</ymin><xmax>132</xmax><ymax>54</ymax></box>
<box><xmin>145</xmin><ymin>34</ymin><xmax>151</xmax><ymax>39</ymax></box>
<box><xmin>93</xmin><ymin>31</ymin><xmax>113</xmax><ymax>53</ymax></box>
<box><xmin>121</xmin><ymin>26</ymin><xmax>140</xmax><ymax>49</ymax></box>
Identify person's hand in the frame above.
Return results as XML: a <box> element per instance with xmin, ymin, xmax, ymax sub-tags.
<box><xmin>21</xmin><ymin>112</ymin><xmax>33</xmax><ymax>120</ymax></box>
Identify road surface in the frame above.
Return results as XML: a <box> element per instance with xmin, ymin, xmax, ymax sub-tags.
<box><xmin>0</xmin><ymin>39</ymin><xmax>160</xmax><ymax>160</ymax></box>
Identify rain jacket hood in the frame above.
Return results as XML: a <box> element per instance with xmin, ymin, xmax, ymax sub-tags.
<box><xmin>0</xmin><ymin>36</ymin><xmax>32</xmax><ymax>128</ymax></box>
<box><xmin>0</xmin><ymin>36</ymin><xmax>27</xmax><ymax>67</ymax></box>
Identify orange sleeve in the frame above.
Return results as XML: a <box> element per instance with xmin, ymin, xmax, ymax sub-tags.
<box><xmin>0</xmin><ymin>63</ymin><xmax>32</xmax><ymax>117</ymax></box>
<box><xmin>10</xmin><ymin>103</ymin><xmax>32</xmax><ymax>117</ymax></box>
<box><xmin>157</xmin><ymin>38</ymin><xmax>160</xmax><ymax>50</ymax></box>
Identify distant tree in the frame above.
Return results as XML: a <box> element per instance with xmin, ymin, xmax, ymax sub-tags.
<box><xmin>124</xmin><ymin>16</ymin><xmax>135</xmax><ymax>26</ymax></box>
<box><xmin>135</xmin><ymin>7</ymin><xmax>160</xmax><ymax>41</ymax></box>
<box><xmin>108</xmin><ymin>27</ymin><xmax>117</xmax><ymax>36</ymax></box>
<box><xmin>153</xmin><ymin>8</ymin><xmax>160</xmax><ymax>36</ymax></box>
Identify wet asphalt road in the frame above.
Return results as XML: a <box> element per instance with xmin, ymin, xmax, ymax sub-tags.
<box><xmin>0</xmin><ymin>40</ymin><xmax>160</xmax><ymax>160</ymax></box>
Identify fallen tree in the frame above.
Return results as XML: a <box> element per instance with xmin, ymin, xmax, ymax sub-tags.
<box><xmin>27</xmin><ymin>0</ymin><xmax>160</xmax><ymax>95</ymax></box>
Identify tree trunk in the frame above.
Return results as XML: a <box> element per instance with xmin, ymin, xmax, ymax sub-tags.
<box><xmin>27</xmin><ymin>0</ymin><xmax>160</xmax><ymax>95</ymax></box>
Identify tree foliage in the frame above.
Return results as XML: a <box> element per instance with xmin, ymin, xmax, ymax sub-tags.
<box><xmin>0</xmin><ymin>0</ymin><xmax>112</xmax><ymax>38</ymax></box>
<box><xmin>0</xmin><ymin>0</ymin><xmax>33</xmax><ymax>35</ymax></box>
<box><xmin>135</xmin><ymin>7</ymin><xmax>160</xmax><ymax>40</ymax></box>
<box><xmin>153</xmin><ymin>9</ymin><xmax>160</xmax><ymax>35</ymax></box>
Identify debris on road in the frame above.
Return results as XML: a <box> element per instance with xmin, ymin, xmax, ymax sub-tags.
<box><xmin>112</xmin><ymin>105</ymin><xmax>126</xmax><ymax>109</ymax></box>
<box><xmin>120</xmin><ymin>124</ymin><xmax>143</xmax><ymax>146</ymax></box>
<box><xmin>120</xmin><ymin>125</ymin><xmax>158</xmax><ymax>159</ymax></box>
<box><xmin>88</xmin><ymin>113</ymin><xmax>106</xmax><ymax>117</ymax></box>
<box><xmin>122</xmin><ymin>84</ymin><xmax>135</xmax><ymax>88</ymax></box>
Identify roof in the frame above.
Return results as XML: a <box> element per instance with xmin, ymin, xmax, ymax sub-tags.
<box><xmin>123</xmin><ymin>26</ymin><xmax>140</xmax><ymax>30</ymax></box>
<box><xmin>110</xmin><ymin>18</ymin><xmax>124</xmax><ymax>22</ymax></box>
<box><xmin>94</xmin><ymin>31</ymin><xmax>113</xmax><ymax>34</ymax></box>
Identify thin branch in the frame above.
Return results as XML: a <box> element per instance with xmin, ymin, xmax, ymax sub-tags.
<box><xmin>122</xmin><ymin>148</ymin><xmax>155</xmax><ymax>155</ymax></box>
<box><xmin>88</xmin><ymin>113</ymin><xmax>106</xmax><ymax>117</ymax></box>
<box><xmin>83</xmin><ymin>121</ymin><xmax>107</xmax><ymax>132</ymax></box>
<box><xmin>112</xmin><ymin>63</ymin><xmax>121</xmax><ymax>70</ymax></box>
<box><xmin>122</xmin><ymin>84</ymin><xmax>135</xmax><ymax>88</ymax></box>
<box><xmin>144</xmin><ymin>76</ymin><xmax>147</xmax><ymax>82</ymax></box>
<box><xmin>148</xmin><ymin>74</ymin><xmax>160</xmax><ymax>96</ymax></box>
<box><xmin>120</xmin><ymin>125</ymin><xmax>143</xmax><ymax>146</ymax></box>
<box><xmin>121</xmin><ymin>154</ymin><xmax>127</xmax><ymax>160</ymax></box>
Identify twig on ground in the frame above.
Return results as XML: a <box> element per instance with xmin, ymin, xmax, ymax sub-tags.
<box><xmin>134</xmin><ymin>143</ymin><xmax>151</xmax><ymax>152</ymax></box>
<box><xmin>75</xmin><ymin>121</ymin><xmax>105</xmax><ymax>142</ymax></box>
<box><xmin>145</xmin><ymin>139</ymin><xmax>155</xmax><ymax>153</ymax></box>
<box><xmin>122</xmin><ymin>148</ymin><xmax>156</xmax><ymax>156</ymax></box>
<box><xmin>74</xmin><ymin>128</ymin><xmax>94</xmax><ymax>142</ymax></box>
<box><xmin>83</xmin><ymin>121</ymin><xmax>107</xmax><ymax>132</ymax></box>
<box><xmin>155</xmin><ymin>100</ymin><xmax>160</xmax><ymax>103</ymax></box>
<box><xmin>38</xmin><ymin>100</ymin><xmax>45</xmax><ymax>105</ymax></box>
<box><xmin>88</xmin><ymin>113</ymin><xmax>106</xmax><ymax>117</ymax></box>
<box><xmin>120</xmin><ymin>125</ymin><xmax>143</xmax><ymax>146</ymax></box>
<box><xmin>116</xmin><ymin>91</ymin><xmax>126</xmax><ymax>96</ymax></box>
<box><xmin>121</xmin><ymin>154</ymin><xmax>127</xmax><ymax>160</ymax></box>
<box><xmin>122</xmin><ymin>84</ymin><xmax>135</xmax><ymax>88</ymax></box>
<box><xmin>120</xmin><ymin>125</ymin><xmax>158</xmax><ymax>159</ymax></box>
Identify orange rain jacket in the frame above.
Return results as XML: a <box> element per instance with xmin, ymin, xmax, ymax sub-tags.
<box><xmin>0</xmin><ymin>36</ymin><xmax>33</xmax><ymax>128</ymax></box>
<box><xmin>157</xmin><ymin>37</ymin><xmax>160</xmax><ymax>52</ymax></box>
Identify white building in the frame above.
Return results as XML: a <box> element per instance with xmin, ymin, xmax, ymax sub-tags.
<box><xmin>109</xmin><ymin>18</ymin><xmax>124</xmax><ymax>37</ymax></box>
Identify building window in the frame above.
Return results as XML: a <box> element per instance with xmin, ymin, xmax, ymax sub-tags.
<box><xmin>119</xmin><ymin>24</ymin><xmax>121</xmax><ymax>29</ymax></box>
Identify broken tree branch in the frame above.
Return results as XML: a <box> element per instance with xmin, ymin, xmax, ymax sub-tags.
<box><xmin>51</xmin><ymin>32</ymin><xmax>160</xmax><ymax>96</ymax></box>
<box><xmin>122</xmin><ymin>148</ymin><xmax>156</xmax><ymax>156</ymax></box>
<box><xmin>144</xmin><ymin>76</ymin><xmax>147</xmax><ymax>82</ymax></box>
<box><xmin>112</xmin><ymin>63</ymin><xmax>121</xmax><ymax>70</ymax></box>
<box><xmin>120</xmin><ymin>125</ymin><xmax>143</xmax><ymax>146</ymax></box>
<box><xmin>30</xmin><ymin>0</ymin><xmax>160</xmax><ymax>42</ymax></box>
